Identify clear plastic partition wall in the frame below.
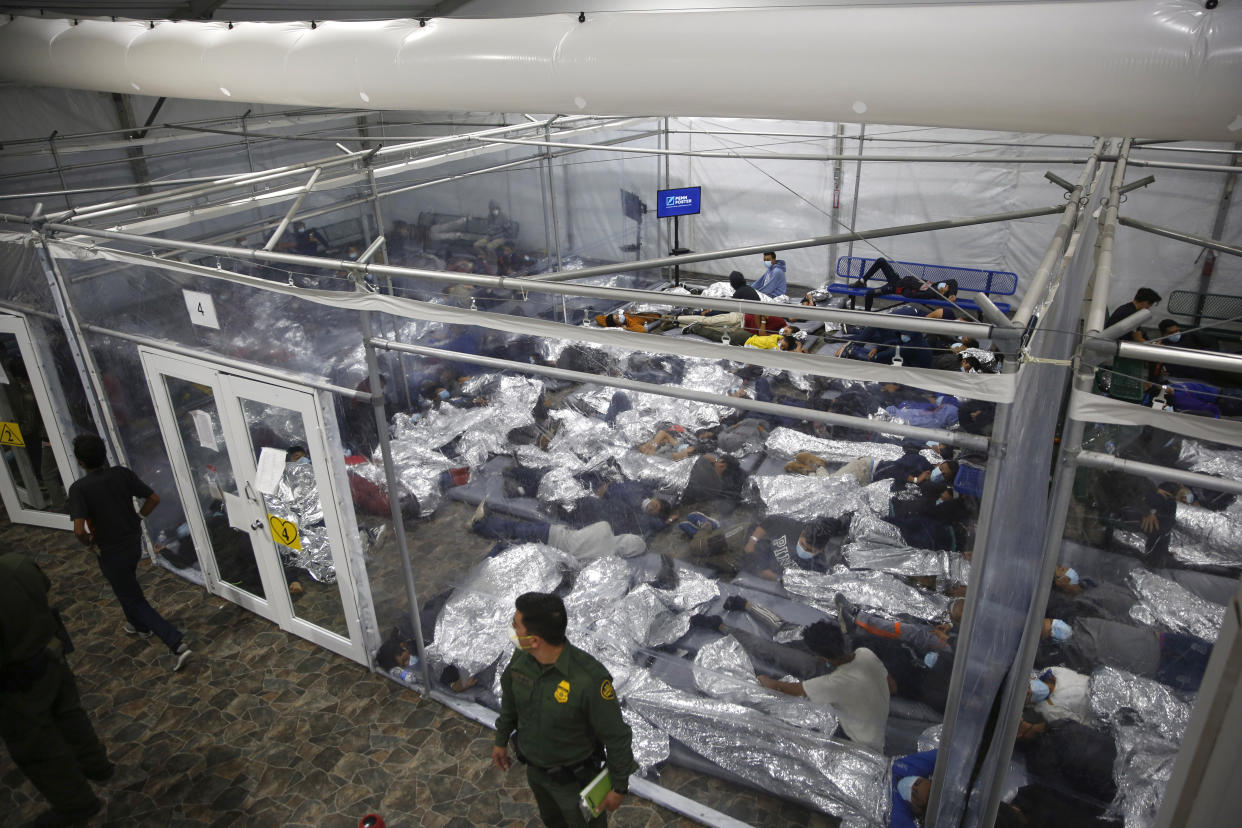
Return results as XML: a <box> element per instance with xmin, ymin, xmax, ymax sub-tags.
<box><xmin>357</xmin><ymin>275</ymin><xmax>1013</xmax><ymax>825</ymax></box>
<box><xmin>0</xmin><ymin>144</ymin><xmax>1030</xmax><ymax>823</ymax></box>
<box><xmin>18</xmin><ymin>111</ymin><xmax>1236</xmax><ymax>825</ymax></box>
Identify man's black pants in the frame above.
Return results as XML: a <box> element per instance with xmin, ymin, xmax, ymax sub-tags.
<box><xmin>97</xmin><ymin>538</ymin><xmax>182</xmax><ymax>651</ymax></box>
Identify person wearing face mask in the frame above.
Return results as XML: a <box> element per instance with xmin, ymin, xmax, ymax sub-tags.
<box><xmin>933</xmin><ymin>336</ymin><xmax>998</xmax><ymax>373</ymax></box>
<box><xmin>1025</xmin><ymin>666</ymin><xmax>1094</xmax><ymax>725</ymax></box>
<box><xmin>473</xmin><ymin>200</ymin><xmax>517</xmax><ymax>274</ymax></box>
<box><xmin>834</xmin><ymin>593</ymin><xmax>958</xmax><ymax>656</ymax></box>
<box><xmin>886</xmin><ymin>482</ymin><xmax>972</xmax><ymax>552</ymax></box>
<box><xmin>752</xmin><ymin>250</ymin><xmax>787</xmax><ymax>298</ymax></box>
<box><xmin>1044</xmin><ymin>565</ymin><xmax>1138</xmax><ymax>623</ymax></box>
<box><xmin>1035</xmin><ymin>616</ymin><xmax>1213</xmax><ymax>692</ymax></box>
<box><xmin>1153</xmin><ymin>318</ymin><xmax>1220</xmax><ymax>381</ymax></box>
<box><xmin>1153</xmin><ymin>379</ymin><xmax>1242</xmax><ymax>418</ymax></box>
<box><xmin>561</xmin><ymin>480</ymin><xmax>675</xmax><ymax>538</ymax></box>
<box><xmin>850</xmin><ymin>256</ymin><xmax>960</xmax><ymax>312</ymax></box>
<box><xmin>844</xmin><ymin>307</ymin><xmax>933</xmax><ymax>367</ymax></box>
<box><xmin>731</xmin><ymin>515</ymin><xmax>842</xmax><ymax>580</ymax></box>
<box><xmin>492</xmin><ymin>593</ymin><xmax>637</xmax><ymax>827</ymax></box>
<box><xmin>1104</xmin><ymin>479</ymin><xmax>1195</xmax><ymax>566</ymax></box>
<box><xmin>744</xmin><ymin>324</ymin><xmax>806</xmax><ymax>350</ymax></box>
<box><xmin>890</xmin><ymin>750</ymin><xmax>937</xmax><ymax>828</ymax></box>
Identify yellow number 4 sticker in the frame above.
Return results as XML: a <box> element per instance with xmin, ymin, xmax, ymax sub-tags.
<box><xmin>0</xmin><ymin>421</ymin><xmax>25</xmax><ymax>447</ymax></box>
<box><xmin>267</xmin><ymin>514</ymin><xmax>302</xmax><ymax>550</ymax></box>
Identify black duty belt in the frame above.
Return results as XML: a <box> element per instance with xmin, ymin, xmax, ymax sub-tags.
<box><xmin>515</xmin><ymin>740</ymin><xmax>604</xmax><ymax>785</ymax></box>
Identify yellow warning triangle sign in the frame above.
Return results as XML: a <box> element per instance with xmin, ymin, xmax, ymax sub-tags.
<box><xmin>0</xmin><ymin>422</ymin><xmax>25</xmax><ymax>447</ymax></box>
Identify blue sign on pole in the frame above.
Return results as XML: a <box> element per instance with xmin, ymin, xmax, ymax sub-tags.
<box><xmin>656</xmin><ymin>186</ymin><xmax>702</xmax><ymax>218</ymax></box>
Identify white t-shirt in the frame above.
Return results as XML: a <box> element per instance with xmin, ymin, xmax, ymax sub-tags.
<box><xmin>1034</xmin><ymin>666</ymin><xmax>1093</xmax><ymax>725</ymax></box>
<box><xmin>548</xmin><ymin>521</ymin><xmax>645</xmax><ymax>561</ymax></box>
<box><xmin>802</xmin><ymin>648</ymin><xmax>890</xmax><ymax>751</ymax></box>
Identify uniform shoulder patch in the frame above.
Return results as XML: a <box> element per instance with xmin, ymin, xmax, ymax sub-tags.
<box><xmin>600</xmin><ymin>679</ymin><xmax>615</xmax><ymax>700</ymax></box>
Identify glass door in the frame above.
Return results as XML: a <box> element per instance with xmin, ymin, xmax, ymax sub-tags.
<box><xmin>142</xmin><ymin>349</ymin><xmax>368</xmax><ymax>665</ymax></box>
<box><xmin>0</xmin><ymin>313</ymin><xmax>76</xmax><ymax>530</ymax></box>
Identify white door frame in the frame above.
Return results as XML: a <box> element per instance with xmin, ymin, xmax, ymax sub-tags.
<box><xmin>0</xmin><ymin>312</ymin><xmax>77</xmax><ymax>530</ymax></box>
<box><xmin>141</xmin><ymin>347</ymin><xmax>369</xmax><ymax>665</ymax></box>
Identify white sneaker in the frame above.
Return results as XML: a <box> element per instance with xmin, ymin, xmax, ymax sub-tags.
<box><xmin>123</xmin><ymin>623</ymin><xmax>153</xmax><ymax>639</ymax></box>
<box><xmin>172</xmin><ymin>643</ymin><xmax>192</xmax><ymax>672</ymax></box>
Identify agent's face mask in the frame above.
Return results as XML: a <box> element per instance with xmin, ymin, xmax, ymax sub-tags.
<box><xmin>1167</xmin><ymin>333</ymin><xmax>1181</xmax><ymax>343</ymax></box>
<box><xmin>510</xmin><ymin>633</ymin><xmax>537</xmax><ymax>650</ymax></box>
<box><xmin>795</xmin><ymin>540</ymin><xmax>815</xmax><ymax>560</ymax></box>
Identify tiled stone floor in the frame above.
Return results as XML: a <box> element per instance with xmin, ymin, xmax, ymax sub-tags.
<box><xmin>0</xmin><ymin>513</ymin><xmax>834</xmax><ymax>827</ymax></box>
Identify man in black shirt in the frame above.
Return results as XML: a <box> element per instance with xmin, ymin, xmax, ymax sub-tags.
<box><xmin>66</xmin><ymin>435</ymin><xmax>191</xmax><ymax>672</ymax></box>
<box><xmin>730</xmin><ymin>270</ymin><xmax>761</xmax><ymax>302</ymax></box>
<box><xmin>1103</xmin><ymin>286</ymin><xmax>1161</xmax><ymax>342</ymax></box>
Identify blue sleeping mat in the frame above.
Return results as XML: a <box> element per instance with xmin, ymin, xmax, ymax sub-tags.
<box><xmin>444</xmin><ymin>456</ymin><xmax>548</xmax><ymax>522</ymax></box>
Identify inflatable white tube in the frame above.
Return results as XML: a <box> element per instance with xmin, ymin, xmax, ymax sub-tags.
<box><xmin>0</xmin><ymin>1</ymin><xmax>1239</xmax><ymax>141</ymax></box>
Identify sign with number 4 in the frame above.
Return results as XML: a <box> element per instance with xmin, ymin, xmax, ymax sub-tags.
<box><xmin>183</xmin><ymin>290</ymin><xmax>221</xmax><ymax>329</ymax></box>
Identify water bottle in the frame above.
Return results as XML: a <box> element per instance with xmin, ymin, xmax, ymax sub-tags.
<box><xmin>390</xmin><ymin>660</ymin><xmax>418</xmax><ymax>684</ymax></box>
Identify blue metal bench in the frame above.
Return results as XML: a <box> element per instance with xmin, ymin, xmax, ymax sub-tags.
<box><xmin>826</xmin><ymin>257</ymin><xmax>1017</xmax><ymax>313</ymax></box>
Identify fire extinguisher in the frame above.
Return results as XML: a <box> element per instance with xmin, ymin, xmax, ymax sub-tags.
<box><xmin>359</xmin><ymin>815</ymin><xmax>385</xmax><ymax>828</ymax></box>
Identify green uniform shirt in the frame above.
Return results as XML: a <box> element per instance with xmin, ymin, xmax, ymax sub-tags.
<box><xmin>495</xmin><ymin>642</ymin><xmax>637</xmax><ymax>793</ymax></box>
<box><xmin>0</xmin><ymin>552</ymin><xmax>57</xmax><ymax>669</ymax></box>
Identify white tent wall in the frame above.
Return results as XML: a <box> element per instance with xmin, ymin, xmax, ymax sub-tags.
<box><xmin>550</xmin><ymin>130</ymin><xmax>662</xmax><ymax>266</ymax></box>
<box><xmin>3</xmin><ymin>82</ymin><xmax>1238</xmax><ymax>311</ymax></box>
<box><xmin>666</xmin><ymin>120</ymin><xmax>1081</xmax><ymax>302</ymax></box>
<box><xmin>1113</xmin><ymin>155</ymin><xmax>1242</xmax><ymax>312</ymax></box>
<box><xmin>665</xmin><ymin>120</ymin><xmax>1241</xmax><ymax>308</ymax></box>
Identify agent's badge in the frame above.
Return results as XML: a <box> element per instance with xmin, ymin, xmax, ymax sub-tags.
<box><xmin>554</xmin><ymin>680</ymin><xmax>571</xmax><ymax>703</ymax></box>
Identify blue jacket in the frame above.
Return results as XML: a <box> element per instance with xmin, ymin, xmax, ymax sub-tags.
<box><xmin>753</xmin><ymin>259</ymin><xmax>787</xmax><ymax>298</ymax></box>
<box><xmin>887</xmin><ymin>397</ymin><xmax>960</xmax><ymax>429</ymax></box>
<box><xmin>891</xmin><ymin>749</ymin><xmax>938</xmax><ymax>828</ymax></box>
<box><xmin>1168</xmin><ymin>381</ymin><xmax>1221</xmax><ymax>417</ymax></box>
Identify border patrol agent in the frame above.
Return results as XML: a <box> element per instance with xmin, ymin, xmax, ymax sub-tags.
<box><xmin>492</xmin><ymin>592</ymin><xmax>637</xmax><ymax>827</ymax></box>
<box><xmin>0</xmin><ymin>552</ymin><xmax>112</xmax><ymax>827</ymax></box>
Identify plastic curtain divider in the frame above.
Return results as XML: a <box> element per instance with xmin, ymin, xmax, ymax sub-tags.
<box><xmin>361</xmin><ymin>316</ymin><xmax>434</xmax><ymax>693</ymax></box>
<box><xmin>927</xmin><ymin>142</ymin><xmax>1109</xmax><ymax>828</ymax></box>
